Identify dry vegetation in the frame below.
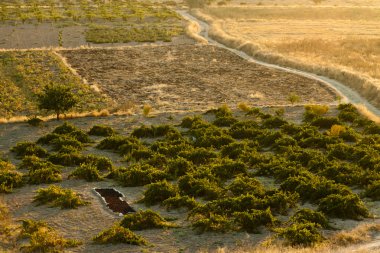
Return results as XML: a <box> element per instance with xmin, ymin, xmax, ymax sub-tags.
<box><xmin>198</xmin><ymin>3</ymin><xmax>380</xmax><ymax>108</ymax></box>
<box><xmin>60</xmin><ymin>44</ymin><xmax>338</xmax><ymax>113</ymax></box>
<box><xmin>0</xmin><ymin>50</ymin><xmax>110</xmax><ymax>118</ymax></box>
<box><xmin>0</xmin><ymin>0</ymin><xmax>189</xmax><ymax>48</ymax></box>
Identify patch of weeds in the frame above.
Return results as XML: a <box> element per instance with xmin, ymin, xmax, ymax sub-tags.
<box><xmin>363</xmin><ymin>180</ymin><xmax>380</xmax><ymax>201</ymax></box>
<box><xmin>233</xmin><ymin>208</ymin><xmax>278</xmax><ymax>233</ymax></box>
<box><xmin>20</xmin><ymin>219</ymin><xmax>82</xmax><ymax>252</ymax></box>
<box><xmin>318</xmin><ymin>194</ymin><xmax>369</xmax><ymax>220</ymax></box>
<box><xmin>227</xmin><ymin>176</ymin><xmax>265</xmax><ymax>197</ymax></box>
<box><xmin>69</xmin><ymin>163</ymin><xmax>103</xmax><ymax>182</ymax></box>
<box><xmin>27</xmin><ymin>117</ymin><xmax>43</xmax><ymax>127</ymax></box>
<box><xmin>167</xmin><ymin>157</ymin><xmax>194</xmax><ymax>178</ymax></box>
<box><xmin>141</xmin><ymin>180</ymin><xmax>178</xmax><ymax>206</ymax></box>
<box><xmin>33</xmin><ymin>185</ymin><xmax>89</xmax><ymax>209</ymax></box>
<box><xmin>11</xmin><ymin>142</ymin><xmax>47</xmax><ymax>158</ymax></box>
<box><xmin>162</xmin><ymin>195</ymin><xmax>198</xmax><ymax>211</ymax></box>
<box><xmin>115</xmin><ymin>164</ymin><xmax>168</xmax><ymax>187</ymax></box>
<box><xmin>190</xmin><ymin>213</ymin><xmax>232</xmax><ymax>233</ymax></box>
<box><xmin>88</xmin><ymin>125</ymin><xmax>116</xmax><ymax>137</ymax></box>
<box><xmin>275</xmin><ymin>222</ymin><xmax>324</xmax><ymax>247</ymax></box>
<box><xmin>120</xmin><ymin>210</ymin><xmax>176</xmax><ymax>230</ymax></box>
<box><xmin>290</xmin><ymin>209</ymin><xmax>329</xmax><ymax>228</ymax></box>
<box><xmin>93</xmin><ymin>225</ymin><xmax>147</xmax><ymax>245</ymax></box>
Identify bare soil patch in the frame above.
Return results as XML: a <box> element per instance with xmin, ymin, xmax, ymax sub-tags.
<box><xmin>60</xmin><ymin>44</ymin><xmax>338</xmax><ymax>113</ymax></box>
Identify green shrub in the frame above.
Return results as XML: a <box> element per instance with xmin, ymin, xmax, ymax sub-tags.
<box><xmin>290</xmin><ymin>209</ymin><xmax>329</xmax><ymax>228</ymax></box>
<box><xmin>167</xmin><ymin>157</ymin><xmax>193</xmax><ymax>178</ymax></box>
<box><xmin>52</xmin><ymin>122</ymin><xmax>78</xmax><ymax>135</ymax></box>
<box><xmin>48</xmin><ymin>152</ymin><xmax>85</xmax><ymax>166</ymax></box>
<box><xmin>318</xmin><ymin>194</ymin><xmax>369</xmax><ymax>220</ymax></box>
<box><xmin>88</xmin><ymin>125</ymin><xmax>116</xmax><ymax>136</ymax></box>
<box><xmin>363</xmin><ymin>180</ymin><xmax>380</xmax><ymax>201</ymax></box>
<box><xmin>33</xmin><ymin>185</ymin><xmax>89</xmax><ymax>209</ymax></box>
<box><xmin>233</xmin><ymin>208</ymin><xmax>277</xmax><ymax>233</ymax></box>
<box><xmin>96</xmin><ymin>135</ymin><xmax>141</xmax><ymax>153</ymax></box>
<box><xmin>69</xmin><ymin>163</ymin><xmax>103</xmax><ymax>182</ymax></box>
<box><xmin>180</xmin><ymin>116</ymin><xmax>204</xmax><ymax>128</ymax></box>
<box><xmin>0</xmin><ymin>170</ymin><xmax>23</xmax><ymax>193</ymax></box>
<box><xmin>0</xmin><ymin>160</ymin><xmax>15</xmax><ymax>171</ymax></box>
<box><xmin>179</xmin><ymin>148</ymin><xmax>218</xmax><ymax>165</ymax></box>
<box><xmin>178</xmin><ymin>174</ymin><xmax>223</xmax><ymax>200</ymax></box>
<box><xmin>262</xmin><ymin>116</ymin><xmax>288</xmax><ymax>128</ymax></box>
<box><xmin>211</xmin><ymin>159</ymin><xmax>247</xmax><ymax>180</ymax></box>
<box><xmin>276</xmin><ymin>222</ymin><xmax>324</xmax><ymax>247</ymax></box>
<box><xmin>220</xmin><ymin>141</ymin><xmax>256</xmax><ymax>159</ymax></box>
<box><xmin>11</xmin><ymin>142</ymin><xmax>48</xmax><ymax>158</ymax></box>
<box><xmin>116</xmin><ymin>164</ymin><xmax>168</xmax><ymax>187</ymax></box>
<box><xmin>20</xmin><ymin>219</ymin><xmax>81</xmax><ymax>252</ymax></box>
<box><xmin>229</xmin><ymin>121</ymin><xmax>261</xmax><ymax>139</ymax></box>
<box><xmin>190</xmin><ymin>213</ymin><xmax>232</xmax><ymax>233</ymax></box>
<box><xmin>28</xmin><ymin>167</ymin><xmax>62</xmax><ymax>184</ymax></box>
<box><xmin>20</xmin><ymin>155</ymin><xmax>58</xmax><ymax>171</ymax></box>
<box><xmin>120</xmin><ymin>210</ymin><xmax>176</xmax><ymax>230</ymax></box>
<box><xmin>311</xmin><ymin>117</ymin><xmax>341</xmax><ymax>129</ymax></box>
<box><xmin>27</xmin><ymin>117</ymin><xmax>43</xmax><ymax>126</ymax></box>
<box><xmin>364</xmin><ymin>123</ymin><xmax>380</xmax><ymax>135</ymax></box>
<box><xmin>50</xmin><ymin>135</ymin><xmax>84</xmax><ymax>152</ymax></box>
<box><xmin>213</xmin><ymin>116</ymin><xmax>238</xmax><ymax>127</ymax></box>
<box><xmin>93</xmin><ymin>225</ymin><xmax>147</xmax><ymax>245</ymax></box>
<box><xmin>162</xmin><ymin>195</ymin><xmax>198</xmax><ymax>211</ymax></box>
<box><xmin>141</xmin><ymin>180</ymin><xmax>178</xmax><ymax>206</ymax></box>
<box><xmin>227</xmin><ymin>176</ymin><xmax>265</xmax><ymax>197</ymax></box>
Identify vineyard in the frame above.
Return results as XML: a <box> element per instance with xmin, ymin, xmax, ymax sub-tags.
<box><xmin>1</xmin><ymin>104</ymin><xmax>380</xmax><ymax>252</ymax></box>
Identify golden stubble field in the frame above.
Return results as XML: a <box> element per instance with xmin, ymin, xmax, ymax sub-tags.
<box><xmin>197</xmin><ymin>1</ymin><xmax>380</xmax><ymax>108</ymax></box>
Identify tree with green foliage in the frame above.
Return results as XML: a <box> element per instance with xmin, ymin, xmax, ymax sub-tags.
<box><xmin>36</xmin><ymin>84</ymin><xmax>78</xmax><ymax>120</ymax></box>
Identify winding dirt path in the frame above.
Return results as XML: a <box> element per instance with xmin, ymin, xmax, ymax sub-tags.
<box><xmin>178</xmin><ymin>10</ymin><xmax>380</xmax><ymax>118</ymax></box>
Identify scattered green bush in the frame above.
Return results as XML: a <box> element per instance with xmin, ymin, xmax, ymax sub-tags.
<box><xmin>20</xmin><ymin>219</ymin><xmax>81</xmax><ymax>252</ymax></box>
<box><xmin>141</xmin><ymin>180</ymin><xmax>178</xmax><ymax>206</ymax></box>
<box><xmin>0</xmin><ymin>170</ymin><xmax>23</xmax><ymax>193</ymax></box>
<box><xmin>363</xmin><ymin>180</ymin><xmax>380</xmax><ymax>201</ymax></box>
<box><xmin>131</xmin><ymin>125</ymin><xmax>178</xmax><ymax>138</ymax></box>
<box><xmin>116</xmin><ymin>164</ymin><xmax>168</xmax><ymax>187</ymax></box>
<box><xmin>290</xmin><ymin>209</ymin><xmax>329</xmax><ymax>228</ymax></box>
<box><xmin>211</xmin><ymin>159</ymin><xmax>247</xmax><ymax>180</ymax></box>
<box><xmin>120</xmin><ymin>210</ymin><xmax>176</xmax><ymax>230</ymax></box>
<box><xmin>33</xmin><ymin>185</ymin><xmax>89</xmax><ymax>209</ymax></box>
<box><xmin>227</xmin><ymin>176</ymin><xmax>265</xmax><ymax>197</ymax></box>
<box><xmin>318</xmin><ymin>194</ymin><xmax>369</xmax><ymax>220</ymax></box>
<box><xmin>27</xmin><ymin>117</ymin><xmax>43</xmax><ymax>127</ymax></box>
<box><xmin>88</xmin><ymin>125</ymin><xmax>116</xmax><ymax>136</ymax></box>
<box><xmin>93</xmin><ymin>225</ymin><xmax>147</xmax><ymax>245</ymax></box>
<box><xmin>162</xmin><ymin>195</ymin><xmax>198</xmax><ymax>210</ymax></box>
<box><xmin>178</xmin><ymin>174</ymin><xmax>223</xmax><ymax>200</ymax></box>
<box><xmin>191</xmin><ymin>213</ymin><xmax>232</xmax><ymax>233</ymax></box>
<box><xmin>27</xmin><ymin>163</ymin><xmax>62</xmax><ymax>185</ymax></box>
<box><xmin>179</xmin><ymin>148</ymin><xmax>218</xmax><ymax>165</ymax></box>
<box><xmin>167</xmin><ymin>157</ymin><xmax>193</xmax><ymax>178</ymax></box>
<box><xmin>276</xmin><ymin>222</ymin><xmax>324</xmax><ymax>247</ymax></box>
<box><xmin>69</xmin><ymin>163</ymin><xmax>103</xmax><ymax>182</ymax></box>
<box><xmin>11</xmin><ymin>142</ymin><xmax>47</xmax><ymax>158</ymax></box>
<box><xmin>234</xmin><ymin>208</ymin><xmax>277</xmax><ymax>233</ymax></box>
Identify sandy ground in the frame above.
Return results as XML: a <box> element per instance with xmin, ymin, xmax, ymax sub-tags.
<box><xmin>59</xmin><ymin>44</ymin><xmax>337</xmax><ymax>114</ymax></box>
<box><xmin>0</xmin><ymin>23</ymin><xmax>194</xmax><ymax>49</ymax></box>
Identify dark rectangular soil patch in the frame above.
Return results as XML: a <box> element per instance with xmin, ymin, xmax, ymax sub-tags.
<box><xmin>95</xmin><ymin>188</ymin><xmax>135</xmax><ymax>215</ymax></box>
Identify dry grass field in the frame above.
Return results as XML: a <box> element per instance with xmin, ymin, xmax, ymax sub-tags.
<box><xmin>60</xmin><ymin>44</ymin><xmax>338</xmax><ymax>113</ymax></box>
<box><xmin>198</xmin><ymin>3</ymin><xmax>380</xmax><ymax>108</ymax></box>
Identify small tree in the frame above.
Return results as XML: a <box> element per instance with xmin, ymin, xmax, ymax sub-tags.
<box><xmin>36</xmin><ymin>85</ymin><xmax>78</xmax><ymax>120</ymax></box>
<box><xmin>287</xmin><ymin>93</ymin><xmax>300</xmax><ymax>105</ymax></box>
